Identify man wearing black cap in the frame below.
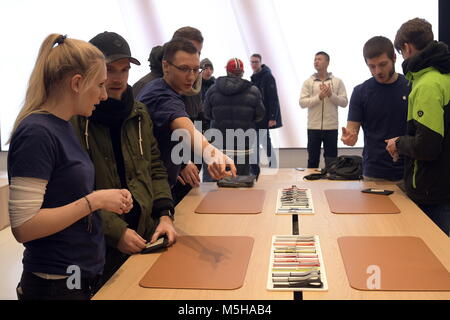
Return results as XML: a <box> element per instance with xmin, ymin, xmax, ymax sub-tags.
<box><xmin>71</xmin><ymin>31</ymin><xmax>177</xmax><ymax>286</ymax></box>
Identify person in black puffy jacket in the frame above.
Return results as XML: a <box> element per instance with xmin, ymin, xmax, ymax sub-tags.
<box><xmin>204</xmin><ymin>58</ymin><xmax>265</xmax><ymax>177</ymax></box>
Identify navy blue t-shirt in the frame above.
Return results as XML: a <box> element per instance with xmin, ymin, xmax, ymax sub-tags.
<box><xmin>137</xmin><ymin>78</ymin><xmax>190</xmax><ymax>187</ymax></box>
<box><xmin>8</xmin><ymin>113</ymin><xmax>105</xmax><ymax>278</ymax></box>
<box><xmin>348</xmin><ymin>75</ymin><xmax>410</xmax><ymax>180</ymax></box>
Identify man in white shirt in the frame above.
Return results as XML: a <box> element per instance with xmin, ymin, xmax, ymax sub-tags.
<box><xmin>300</xmin><ymin>52</ymin><xmax>348</xmax><ymax>168</ymax></box>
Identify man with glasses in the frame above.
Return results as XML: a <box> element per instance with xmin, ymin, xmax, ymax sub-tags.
<box><xmin>134</xmin><ymin>27</ymin><xmax>205</xmax><ymax>205</ymax></box>
<box><xmin>250</xmin><ymin>54</ymin><xmax>283</xmax><ymax>176</ymax></box>
<box><xmin>137</xmin><ymin>39</ymin><xmax>236</xmax><ymax>199</ymax></box>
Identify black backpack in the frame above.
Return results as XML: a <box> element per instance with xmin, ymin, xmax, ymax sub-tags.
<box><xmin>304</xmin><ymin>156</ymin><xmax>363</xmax><ymax>181</ymax></box>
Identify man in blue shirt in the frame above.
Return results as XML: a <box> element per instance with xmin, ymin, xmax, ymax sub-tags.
<box><xmin>342</xmin><ymin>36</ymin><xmax>410</xmax><ymax>181</ymax></box>
<box><xmin>137</xmin><ymin>39</ymin><xmax>236</xmax><ymax>196</ymax></box>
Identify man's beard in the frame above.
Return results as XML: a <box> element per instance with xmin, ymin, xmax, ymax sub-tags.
<box><xmin>386</xmin><ymin>65</ymin><xmax>396</xmax><ymax>82</ymax></box>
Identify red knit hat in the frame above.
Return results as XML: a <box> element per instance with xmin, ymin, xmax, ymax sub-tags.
<box><xmin>226</xmin><ymin>58</ymin><xmax>244</xmax><ymax>75</ymax></box>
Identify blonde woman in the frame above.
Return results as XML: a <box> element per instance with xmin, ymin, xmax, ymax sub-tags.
<box><xmin>7</xmin><ymin>34</ymin><xmax>133</xmax><ymax>300</ymax></box>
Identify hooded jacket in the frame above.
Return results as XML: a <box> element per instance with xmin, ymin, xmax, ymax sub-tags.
<box><xmin>250</xmin><ymin>64</ymin><xmax>283</xmax><ymax>129</ymax></box>
<box><xmin>204</xmin><ymin>76</ymin><xmax>265</xmax><ymax>151</ymax></box>
<box><xmin>201</xmin><ymin>76</ymin><xmax>216</xmax><ymax>102</ymax></box>
<box><xmin>200</xmin><ymin>76</ymin><xmax>216</xmax><ymax>132</ymax></box>
<box><xmin>396</xmin><ymin>41</ymin><xmax>450</xmax><ymax>204</ymax></box>
<box><xmin>299</xmin><ymin>72</ymin><xmax>348</xmax><ymax>130</ymax></box>
<box><xmin>71</xmin><ymin>86</ymin><xmax>173</xmax><ymax>247</ymax></box>
<box><xmin>132</xmin><ymin>45</ymin><xmax>164</xmax><ymax>98</ymax></box>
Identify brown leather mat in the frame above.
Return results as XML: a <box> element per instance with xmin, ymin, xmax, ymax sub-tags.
<box><xmin>140</xmin><ymin>236</ymin><xmax>254</xmax><ymax>290</ymax></box>
<box><xmin>338</xmin><ymin>236</ymin><xmax>450</xmax><ymax>291</ymax></box>
<box><xmin>325</xmin><ymin>189</ymin><xmax>400</xmax><ymax>214</ymax></box>
<box><xmin>195</xmin><ymin>189</ymin><xmax>266</xmax><ymax>214</ymax></box>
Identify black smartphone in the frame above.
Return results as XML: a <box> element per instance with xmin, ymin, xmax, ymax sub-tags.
<box><xmin>141</xmin><ymin>236</ymin><xmax>169</xmax><ymax>254</ymax></box>
<box><xmin>361</xmin><ymin>188</ymin><xmax>394</xmax><ymax>195</ymax></box>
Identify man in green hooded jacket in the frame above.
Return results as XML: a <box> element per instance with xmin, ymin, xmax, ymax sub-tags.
<box><xmin>386</xmin><ymin>18</ymin><xmax>450</xmax><ymax>236</ymax></box>
<box><xmin>72</xmin><ymin>32</ymin><xmax>177</xmax><ymax>285</ymax></box>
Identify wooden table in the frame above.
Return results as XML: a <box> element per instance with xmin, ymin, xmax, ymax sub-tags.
<box><xmin>298</xmin><ymin>178</ymin><xmax>450</xmax><ymax>300</ymax></box>
<box><xmin>93</xmin><ymin>168</ymin><xmax>450</xmax><ymax>300</ymax></box>
<box><xmin>94</xmin><ymin>174</ymin><xmax>293</xmax><ymax>300</ymax></box>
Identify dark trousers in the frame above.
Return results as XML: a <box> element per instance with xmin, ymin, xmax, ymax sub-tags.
<box><xmin>99</xmin><ymin>246</ymin><xmax>129</xmax><ymax>288</ymax></box>
<box><xmin>307</xmin><ymin>129</ymin><xmax>338</xmax><ymax>168</ymax></box>
<box><xmin>16</xmin><ymin>271</ymin><xmax>101</xmax><ymax>300</ymax></box>
<box><xmin>171</xmin><ymin>182</ymin><xmax>193</xmax><ymax>207</ymax></box>
<box><xmin>418</xmin><ymin>203</ymin><xmax>450</xmax><ymax>236</ymax></box>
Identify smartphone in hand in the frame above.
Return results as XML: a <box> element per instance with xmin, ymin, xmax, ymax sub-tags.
<box><xmin>141</xmin><ymin>236</ymin><xmax>169</xmax><ymax>254</ymax></box>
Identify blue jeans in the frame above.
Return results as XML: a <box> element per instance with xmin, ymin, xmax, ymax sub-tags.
<box><xmin>418</xmin><ymin>203</ymin><xmax>450</xmax><ymax>236</ymax></box>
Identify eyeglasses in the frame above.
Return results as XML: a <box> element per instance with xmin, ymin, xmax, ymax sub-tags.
<box><xmin>167</xmin><ymin>61</ymin><xmax>202</xmax><ymax>75</ymax></box>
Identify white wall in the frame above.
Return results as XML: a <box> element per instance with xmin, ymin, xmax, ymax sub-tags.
<box><xmin>0</xmin><ymin>0</ymin><xmax>438</xmax><ymax>150</ymax></box>
<box><xmin>0</xmin><ymin>152</ymin><xmax>6</xmax><ymax>173</ymax></box>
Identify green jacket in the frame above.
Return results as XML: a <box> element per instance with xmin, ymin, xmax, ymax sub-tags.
<box><xmin>397</xmin><ymin>41</ymin><xmax>450</xmax><ymax>204</ymax></box>
<box><xmin>71</xmin><ymin>99</ymin><xmax>173</xmax><ymax>248</ymax></box>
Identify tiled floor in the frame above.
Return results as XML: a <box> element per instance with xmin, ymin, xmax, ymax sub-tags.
<box><xmin>0</xmin><ymin>227</ymin><xmax>24</xmax><ymax>300</ymax></box>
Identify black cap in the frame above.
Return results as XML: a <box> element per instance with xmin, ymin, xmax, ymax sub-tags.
<box><xmin>90</xmin><ymin>31</ymin><xmax>140</xmax><ymax>65</ymax></box>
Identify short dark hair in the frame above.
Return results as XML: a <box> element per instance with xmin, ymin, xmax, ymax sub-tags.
<box><xmin>315</xmin><ymin>51</ymin><xmax>330</xmax><ymax>62</ymax></box>
<box><xmin>363</xmin><ymin>36</ymin><xmax>395</xmax><ymax>62</ymax></box>
<box><xmin>163</xmin><ymin>38</ymin><xmax>198</xmax><ymax>62</ymax></box>
<box><xmin>394</xmin><ymin>18</ymin><xmax>433</xmax><ymax>52</ymax></box>
<box><xmin>172</xmin><ymin>26</ymin><xmax>204</xmax><ymax>44</ymax></box>
<box><xmin>251</xmin><ymin>53</ymin><xmax>262</xmax><ymax>61</ymax></box>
